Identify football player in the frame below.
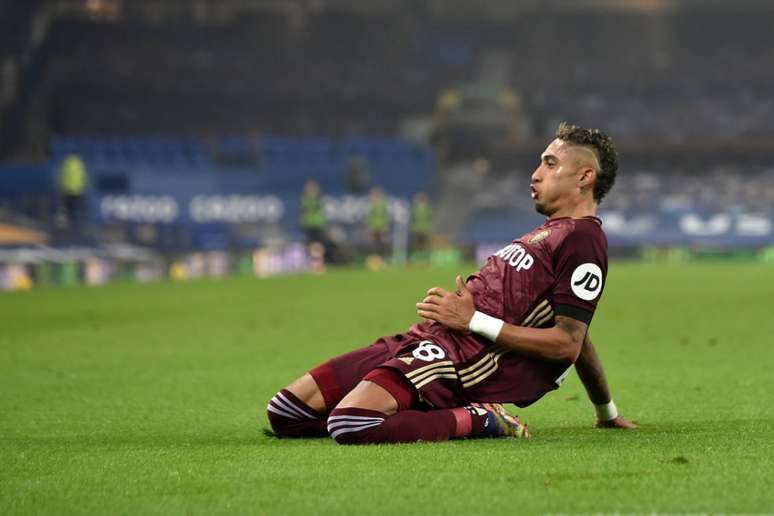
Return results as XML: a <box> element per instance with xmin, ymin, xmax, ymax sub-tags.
<box><xmin>267</xmin><ymin>123</ymin><xmax>636</xmax><ymax>443</ymax></box>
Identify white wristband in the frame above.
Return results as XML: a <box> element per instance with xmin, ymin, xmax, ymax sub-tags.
<box><xmin>594</xmin><ymin>400</ymin><xmax>618</xmax><ymax>421</ymax></box>
<box><xmin>468</xmin><ymin>311</ymin><xmax>504</xmax><ymax>342</ymax></box>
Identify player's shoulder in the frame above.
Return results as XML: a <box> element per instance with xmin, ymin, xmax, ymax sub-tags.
<box><xmin>519</xmin><ymin>217</ymin><xmax>607</xmax><ymax>256</ymax></box>
<box><xmin>571</xmin><ymin>216</ymin><xmax>606</xmax><ymax>240</ymax></box>
<box><xmin>544</xmin><ymin>217</ymin><xmax>608</xmax><ymax>263</ymax></box>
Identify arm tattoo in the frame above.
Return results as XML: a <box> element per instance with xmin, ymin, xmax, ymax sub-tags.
<box><xmin>555</xmin><ymin>315</ymin><xmax>588</xmax><ymax>346</ymax></box>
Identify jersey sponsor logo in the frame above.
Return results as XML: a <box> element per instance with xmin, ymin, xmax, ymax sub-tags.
<box><xmin>528</xmin><ymin>229</ymin><xmax>551</xmax><ymax>244</ymax></box>
<box><xmin>570</xmin><ymin>263</ymin><xmax>603</xmax><ymax>300</ymax></box>
<box><xmin>493</xmin><ymin>243</ymin><xmax>534</xmax><ymax>271</ymax></box>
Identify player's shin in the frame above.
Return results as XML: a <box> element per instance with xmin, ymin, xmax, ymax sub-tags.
<box><xmin>327</xmin><ymin>407</ymin><xmax>469</xmax><ymax>444</ymax></box>
<box><xmin>266</xmin><ymin>389</ymin><xmax>328</xmax><ymax>437</ymax></box>
<box><xmin>327</xmin><ymin>404</ymin><xmax>529</xmax><ymax>444</ymax></box>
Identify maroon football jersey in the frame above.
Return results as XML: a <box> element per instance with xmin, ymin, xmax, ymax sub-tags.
<box><xmin>403</xmin><ymin>216</ymin><xmax>608</xmax><ymax>407</ymax></box>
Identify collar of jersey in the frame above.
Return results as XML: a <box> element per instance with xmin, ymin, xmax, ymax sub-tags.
<box><xmin>546</xmin><ymin>215</ymin><xmax>602</xmax><ymax>225</ymax></box>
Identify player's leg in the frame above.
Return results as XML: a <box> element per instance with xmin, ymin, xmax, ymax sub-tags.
<box><xmin>266</xmin><ymin>373</ymin><xmax>328</xmax><ymax>437</ymax></box>
<box><xmin>326</xmin><ymin>367</ymin><xmax>468</xmax><ymax>444</ymax></box>
<box><xmin>327</xmin><ymin>365</ymin><xmax>528</xmax><ymax>445</ymax></box>
<box><xmin>266</xmin><ymin>340</ymin><xmax>395</xmax><ymax>438</ymax></box>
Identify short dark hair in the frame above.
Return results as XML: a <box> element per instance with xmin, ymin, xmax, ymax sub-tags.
<box><xmin>555</xmin><ymin>122</ymin><xmax>618</xmax><ymax>203</ymax></box>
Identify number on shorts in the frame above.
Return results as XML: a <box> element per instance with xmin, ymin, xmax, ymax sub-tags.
<box><xmin>412</xmin><ymin>340</ymin><xmax>446</xmax><ymax>362</ymax></box>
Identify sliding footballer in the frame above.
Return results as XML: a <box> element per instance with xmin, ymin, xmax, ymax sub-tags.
<box><xmin>267</xmin><ymin>123</ymin><xmax>636</xmax><ymax>443</ymax></box>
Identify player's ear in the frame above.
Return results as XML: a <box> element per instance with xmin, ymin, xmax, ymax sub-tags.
<box><xmin>578</xmin><ymin>167</ymin><xmax>597</xmax><ymax>189</ymax></box>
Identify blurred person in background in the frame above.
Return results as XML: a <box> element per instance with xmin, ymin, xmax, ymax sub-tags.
<box><xmin>410</xmin><ymin>192</ymin><xmax>432</xmax><ymax>256</ymax></box>
<box><xmin>58</xmin><ymin>153</ymin><xmax>88</xmax><ymax>228</ymax></box>
<box><xmin>300</xmin><ymin>180</ymin><xmax>327</xmax><ymax>247</ymax></box>
<box><xmin>367</xmin><ymin>186</ymin><xmax>390</xmax><ymax>256</ymax></box>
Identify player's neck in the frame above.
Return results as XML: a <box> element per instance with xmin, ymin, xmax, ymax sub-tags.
<box><xmin>548</xmin><ymin>197</ymin><xmax>598</xmax><ymax>220</ymax></box>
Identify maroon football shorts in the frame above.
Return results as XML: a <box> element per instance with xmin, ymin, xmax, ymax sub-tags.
<box><xmin>309</xmin><ymin>334</ymin><xmax>468</xmax><ymax>412</ymax></box>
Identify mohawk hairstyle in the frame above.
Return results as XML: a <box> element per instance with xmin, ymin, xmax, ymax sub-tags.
<box><xmin>555</xmin><ymin>122</ymin><xmax>618</xmax><ymax>203</ymax></box>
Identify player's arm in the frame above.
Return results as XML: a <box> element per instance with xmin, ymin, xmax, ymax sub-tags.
<box><xmin>575</xmin><ymin>334</ymin><xmax>638</xmax><ymax>429</ymax></box>
<box><xmin>416</xmin><ymin>276</ymin><xmax>584</xmax><ymax>363</ymax></box>
<box><xmin>574</xmin><ymin>334</ymin><xmax>612</xmax><ymax>404</ymax></box>
<box><xmin>493</xmin><ymin>314</ymin><xmax>585</xmax><ymax>362</ymax></box>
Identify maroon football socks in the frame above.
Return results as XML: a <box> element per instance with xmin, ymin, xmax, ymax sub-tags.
<box><xmin>267</xmin><ymin>389</ymin><xmax>328</xmax><ymax>438</ymax></box>
<box><xmin>326</xmin><ymin>406</ymin><xmax>488</xmax><ymax>444</ymax></box>
<box><xmin>267</xmin><ymin>381</ymin><xmax>493</xmax><ymax>442</ymax></box>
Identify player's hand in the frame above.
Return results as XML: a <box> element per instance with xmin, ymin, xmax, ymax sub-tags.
<box><xmin>416</xmin><ymin>275</ymin><xmax>476</xmax><ymax>332</ymax></box>
<box><xmin>596</xmin><ymin>416</ymin><xmax>638</xmax><ymax>429</ymax></box>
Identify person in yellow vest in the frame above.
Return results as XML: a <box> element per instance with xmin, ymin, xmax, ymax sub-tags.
<box><xmin>410</xmin><ymin>192</ymin><xmax>432</xmax><ymax>255</ymax></box>
<box><xmin>59</xmin><ymin>153</ymin><xmax>88</xmax><ymax>227</ymax></box>
<box><xmin>367</xmin><ymin>186</ymin><xmax>390</xmax><ymax>257</ymax></box>
<box><xmin>300</xmin><ymin>180</ymin><xmax>327</xmax><ymax>245</ymax></box>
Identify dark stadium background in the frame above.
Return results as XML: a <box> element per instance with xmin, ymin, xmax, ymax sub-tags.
<box><xmin>2</xmin><ymin>3</ymin><xmax>774</xmax><ymax>514</ymax></box>
<box><xmin>1</xmin><ymin>0</ymin><xmax>772</xmax><ymax>288</ymax></box>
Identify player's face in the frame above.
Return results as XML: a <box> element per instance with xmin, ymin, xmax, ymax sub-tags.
<box><xmin>530</xmin><ymin>139</ymin><xmax>589</xmax><ymax>216</ymax></box>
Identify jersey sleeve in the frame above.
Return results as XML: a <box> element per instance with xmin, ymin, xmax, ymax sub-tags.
<box><xmin>551</xmin><ymin>224</ymin><xmax>608</xmax><ymax>324</ymax></box>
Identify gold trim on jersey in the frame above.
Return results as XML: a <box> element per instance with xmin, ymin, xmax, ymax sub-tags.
<box><xmin>403</xmin><ymin>299</ymin><xmax>556</xmax><ymax>392</ymax></box>
<box><xmin>404</xmin><ymin>360</ymin><xmax>454</xmax><ymax>379</ymax></box>
<box><xmin>521</xmin><ymin>299</ymin><xmax>550</xmax><ymax>326</ymax></box>
<box><xmin>456</xmin><ymin>300</ymin><xmax>556</xmax><ymax>390</ymax></box>
<box><xmin>532</xmin><ymin>308</ymin><xmax>555</xmax><ymax>327</ymax></box>
<box><xmin>413</xmin><ymin>371</ymin><xmax>459</xmax><ymax>390</ymax></box>
<box><xmin>408</xmin><ymin>364</ymin><xmax>456</xmax><ymax>387</ymax></box>
<box><xmin>404</xmin><ymin>360</ymin><xmax>456</xmax><ymax>390</ymax></box>
<box><xmin>459</xmin><ymin>347</ymin><xmax>508</xmax><ymax>388</ymax></box>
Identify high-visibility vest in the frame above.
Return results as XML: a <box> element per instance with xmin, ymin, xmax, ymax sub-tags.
<box><xmin>300</xmin><ymin>193</ymin><xmax>326</xmax><ymax>229</ymax></box>
<box><xmin>60</xmin><ymin>155</ymin><xmax>87</xmax><ymax>195</ymax></box>
<box><xmin>411</xmin><ymin>201</ymin><xmax>432</xmax><ymax>235</ymax></box>
<box><xmin>368</xmin><ymin>198</ymin><xmax>389</xmax><ymax>231</ymax></box>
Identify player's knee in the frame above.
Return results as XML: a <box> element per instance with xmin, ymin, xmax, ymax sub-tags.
<box><xmin>327</xmin><ymin>407</ymin><xmax>386</xmax><ymax>445</ymax></box>
<box><xmin>286</xmin><ymin>373</ymin><xmax>327</xmax><ymax>414</ymax></box>
<box><xmin>266</xmin><ymin>389</ymin><xmax>323</xmax><ymax>437</ymax></box>
<box><xmin>266</xmin><ymin>393</ymin><xmax>291</xmax><ymax>436</ymax></box>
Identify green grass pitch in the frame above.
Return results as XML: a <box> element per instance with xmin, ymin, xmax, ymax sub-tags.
<box><xmin>1</xmin><ymin>262</ymin><xmax>773</xmax><ymax>514</ymax></box>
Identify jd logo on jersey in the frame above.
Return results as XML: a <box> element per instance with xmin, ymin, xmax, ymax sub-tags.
<box><xmin>574</xmin><ymin>271</ymin><xmax>600</xmax><ymax>291</ymax></box>
<box><xmin>570</xmin><ymin>263</ymin><xmax>603</xmax><ymax>300</ymax></box>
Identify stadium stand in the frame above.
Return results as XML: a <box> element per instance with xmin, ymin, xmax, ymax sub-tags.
<box><xmin>462</xmin><ymin>163</ymin><xmax>774</xmax><ymax>247</ymax></box>
<box><xmin>2</xmin><ymin>2</ymin><xmax>773</xmax><ymax>253</ymax></box>
<box><xmin>32</xmin><ymin>135</ymin><xmax>434</xmax><ymax>249</ymax></box>
<box><xmin>30</xmin><ymin>8</ymin><xmax>774</xmax><ymax>142</ymax></box>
